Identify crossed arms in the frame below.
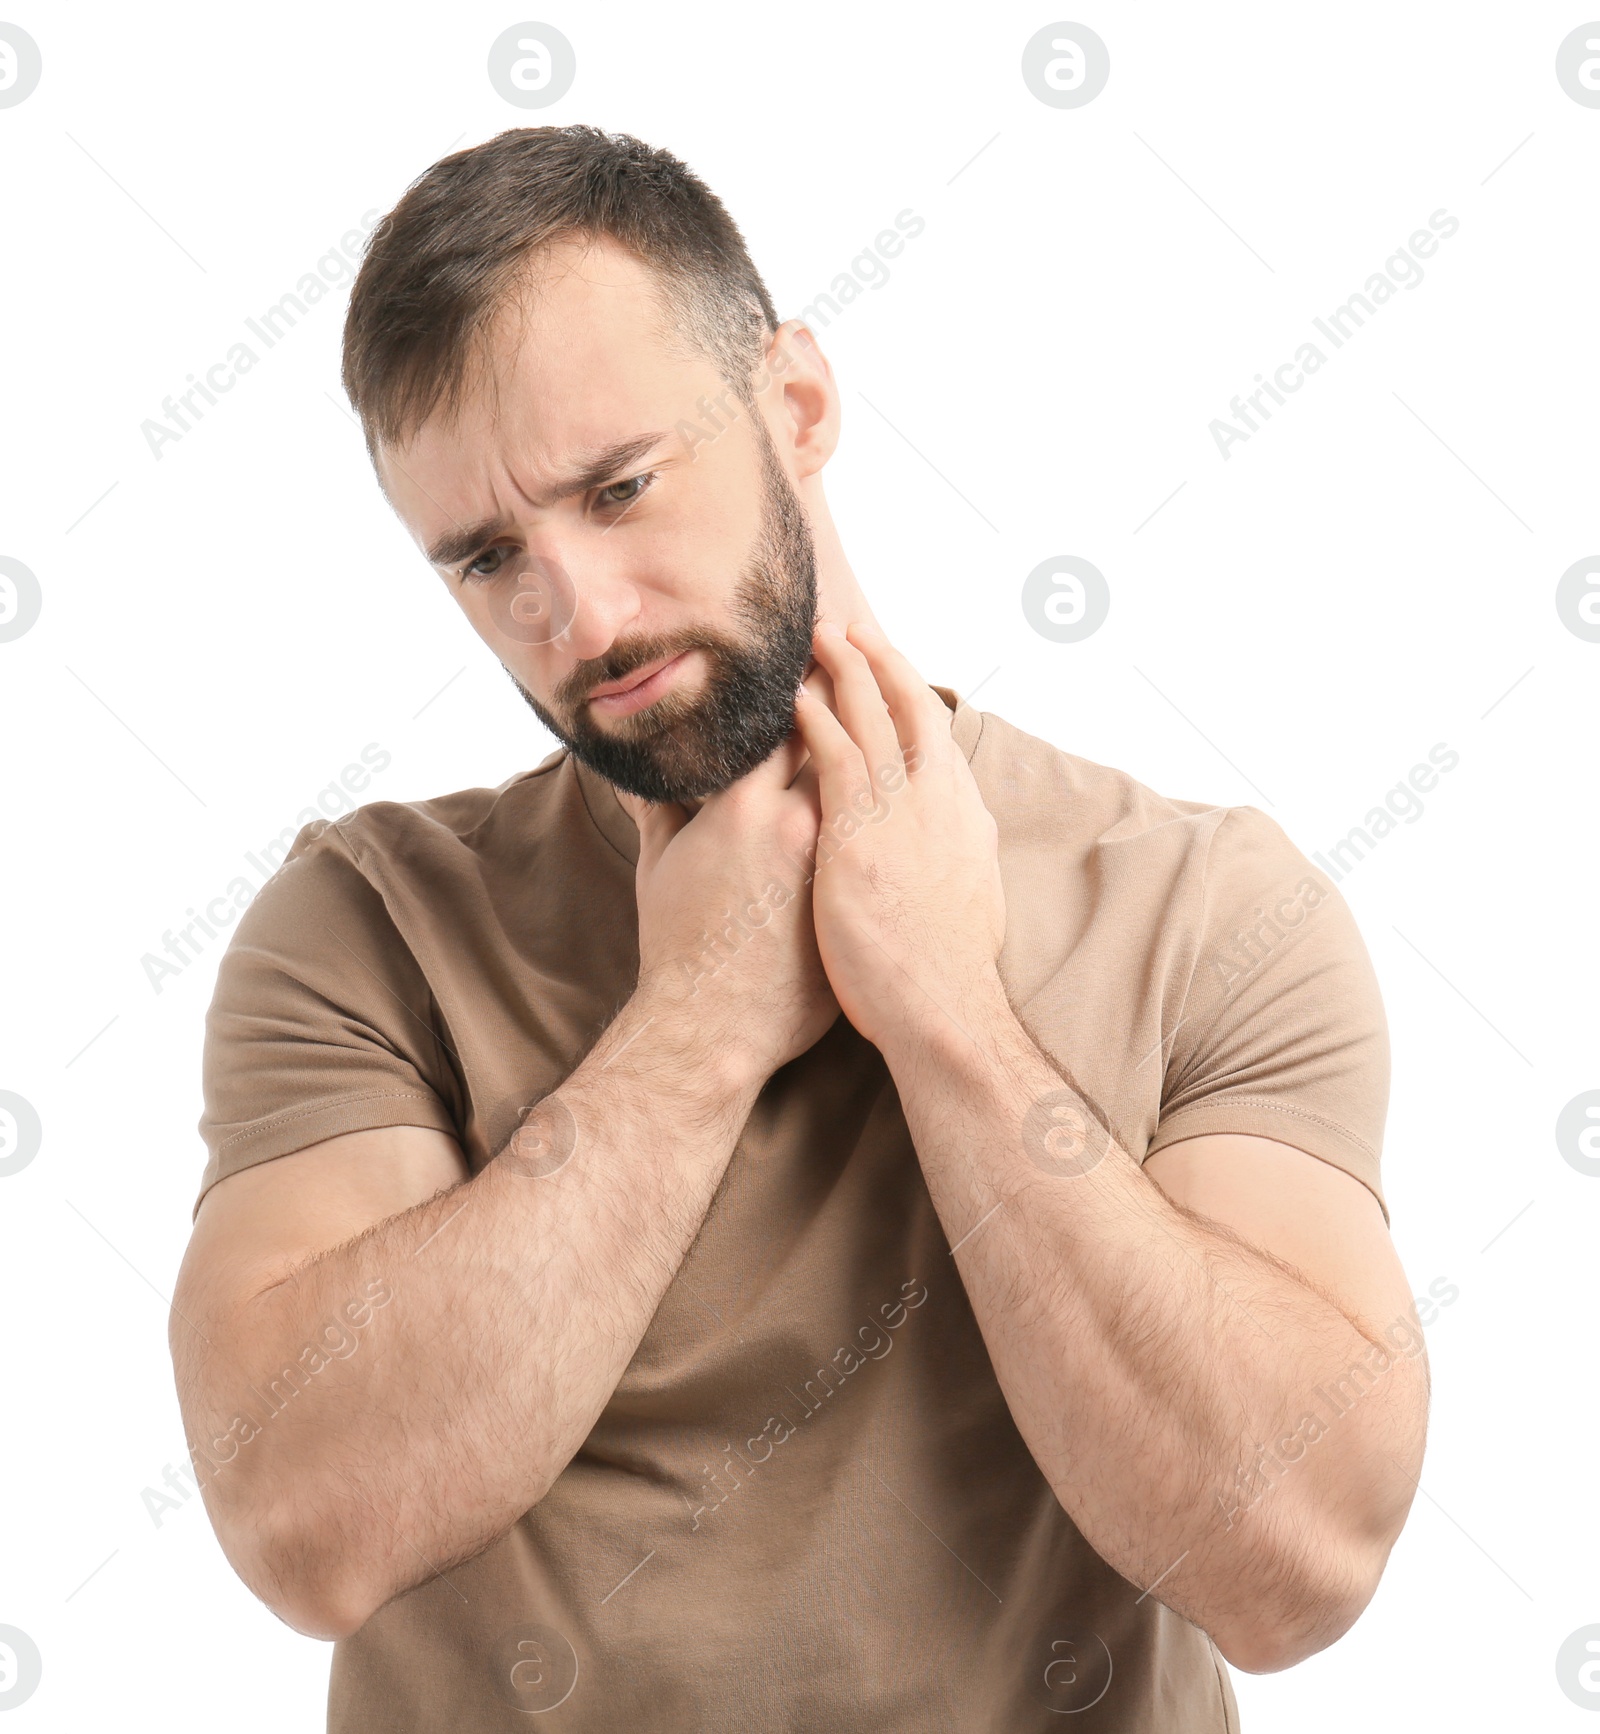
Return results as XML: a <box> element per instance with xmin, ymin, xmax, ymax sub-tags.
<box><xmin>170</xmin><ymin>623</ymin><xmax>1426</xmax><ymax>1667</ymax></box>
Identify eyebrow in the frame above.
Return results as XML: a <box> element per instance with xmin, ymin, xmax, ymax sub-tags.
<box><xmin>424</xmin><ymin>432</ymin><xmax>672</xmax><ymax>569</ymax></box>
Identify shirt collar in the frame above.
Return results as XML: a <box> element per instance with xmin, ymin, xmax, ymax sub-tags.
<box><xmin>574</xmin><ymin>682</ymin><xmax>982</xmax><ymax>868</ymax></box>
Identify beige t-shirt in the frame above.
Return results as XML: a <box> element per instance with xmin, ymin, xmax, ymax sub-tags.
<box><xmin>195</xmin><ymin>688</ymin><xmax>1389</xmax><ymax>1732</ymax></box>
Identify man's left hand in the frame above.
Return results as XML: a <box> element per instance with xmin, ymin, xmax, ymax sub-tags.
<box><xmin>792</xmin><ymin>620</ymin><xmax>1007</xmax><ymax>1057</ymax></box>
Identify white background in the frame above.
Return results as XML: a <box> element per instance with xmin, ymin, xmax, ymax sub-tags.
<box><xmin>2</xmin><ymin>2</ymin><xmax>1596</xmax><ymax>1728</ymax></box>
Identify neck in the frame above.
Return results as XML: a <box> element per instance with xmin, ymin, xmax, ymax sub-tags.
<box><xmin>802</xmin><ymin>477</ymin><xmax>878</xmax><ymax>637</ymax></box>
<box><xmin>617</xmin><ymin>485</ymin><xmax>875</xmax><ymax>823</ymax></box>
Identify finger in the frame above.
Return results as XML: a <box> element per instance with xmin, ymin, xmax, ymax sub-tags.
<box><xmin>712</xmin><ymin>710</ymin><xmax>813</xmax><ymax>800</ymax></box>
<box><xmin>633</xmin><ymin>798</ymin><xmax>691</xmax><ymax>875</ymax></box>
<box><xmin>793</xmin><ymin>680</ymin><xmax>876</xmax><ymax>836</ymax></box>
<box><xmin>788</xmin><ymin>754</ymin><xmax>823</xmax><ymax>816</ymax></box>
<box><xmin>842</xmin><ymin>620</ymin><xmax>946</xmax><ymax>770</ymax></box>
<box><xmin>755</xmin><ymin>726</ymin><xmax>812</xmax><ymax>790</ymax></box>
<box><xmin>809</xmin><ymin>623</ymin><xmax>903</xmax><ymax>785</ymax></box>
<box><xmin>771</xmin><ymin>765</ymin><xmax>823</xmax><ymax>878</ymax></box>
<box><xmin>784</xmin><ymin>742</ymin><xmax>815</xmax><ymax>793</ymax></box>
<box><xmin>801</xmin><ymin>658</ymin><xmax>838</xmax><ymax>719</ymax></box>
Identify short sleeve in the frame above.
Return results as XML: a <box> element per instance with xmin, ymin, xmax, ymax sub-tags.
<box><xmin>1143</xmin><ymin>806</ymin><xmax>1391</xmax><ymax>1223</ymax></box>
<box><xmin>193</xmin><ymin>819</ymin><xmax>462</xmax><ymax>1219</ymax></box>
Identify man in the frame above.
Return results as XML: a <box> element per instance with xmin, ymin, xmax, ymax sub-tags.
<box><xmin>170</xmin><ymin>126</ymin><xmax>1427</xmax><ymax>1731</ymax></box>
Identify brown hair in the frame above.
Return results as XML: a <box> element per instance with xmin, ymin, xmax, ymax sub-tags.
<box><xmin>341</xmin><ymin>125</ymin><xmax>780</xmax><ymax>460</ymax></box>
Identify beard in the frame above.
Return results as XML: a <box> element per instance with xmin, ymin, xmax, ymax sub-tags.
<box><xmin>506</xmin><ymin>422</ymin><xmax>819</xmax><ymax>804</ymax></box>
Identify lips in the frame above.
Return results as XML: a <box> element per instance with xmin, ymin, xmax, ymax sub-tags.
<box><xmin>585</xmin><ymin>652</ymin><xmax>681</xmax><ymax>702</ymax></box>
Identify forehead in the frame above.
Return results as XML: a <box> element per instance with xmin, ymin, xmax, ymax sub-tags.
<box><xmin>378</xmin><ymin>232</ymin><xmax>715</xmax><ymax>512</ymax></box>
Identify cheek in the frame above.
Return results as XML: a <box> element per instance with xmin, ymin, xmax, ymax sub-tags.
<box><xmin>462</xmin><ymin>609</ymin><xmax>563</xmax><ymax>708</ymax></box>
<box><xmin>652</xmin><ymin>466</ymin><xmax>767</xmax><ymax>578</ymax></box>
<box><xmin>450</xmin><ymin>575</ymin><xmax>576</xmax><ymax>693</ymax></box>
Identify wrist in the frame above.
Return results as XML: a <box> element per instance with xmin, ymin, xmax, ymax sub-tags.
<box><xmin>872</xmin><ymin>960</ymin><xmax>1018</xmax><ymax>1080</ymax></box>
<box><xmin>619</xmin><ymin>973</ymin><xmax>771</xmax><ymax>1109</ymax></box>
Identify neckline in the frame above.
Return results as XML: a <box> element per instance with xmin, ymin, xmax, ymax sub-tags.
<box><xmin>574</xmin><ymin>682</ymin><xmax>983</xmax><ymax>868</ymax></box>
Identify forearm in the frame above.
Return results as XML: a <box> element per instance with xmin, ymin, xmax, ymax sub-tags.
<box><xmin>879</xmin><ymin>978</ymin><xmax>1427</xmax><ymax>1670</ymax></box>
<box><xmin>180</xmin><ymin>985</ymin><xmax>762</xmax><ymax>1638</ymax></box>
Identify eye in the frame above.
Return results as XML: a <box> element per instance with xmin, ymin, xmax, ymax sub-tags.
<box><xmin>596</xmin><ymin>471</ymin><xmax>658</xmax><ymax>513</ymax></box>
<box><xmin>462</xmin><ymin>545</ymin><xmax>516</xmax><ymax>584</ymax></box>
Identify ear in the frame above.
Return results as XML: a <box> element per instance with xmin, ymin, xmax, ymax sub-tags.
<box><xmin>764</xmin><ymin>320</ymin><xmax>839</xmax><ymax>481</ymax></box>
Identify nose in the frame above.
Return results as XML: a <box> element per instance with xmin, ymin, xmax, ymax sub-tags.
<box><xmin>534</xmin><ymin>534</ymin><xmax>644</xmax><ymax>665</ymax></box>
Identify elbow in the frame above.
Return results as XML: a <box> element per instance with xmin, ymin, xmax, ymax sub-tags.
<box><xmin>221</xmin><ymin>1498</ymin><xmax>387</xmax><ymax>1642</ymax></box>
<box><xmin>1214</xmin><ymin>1620</ymin><xmax>1326</xmax><ymax>1676</ymax></box>
<box><xmin>1214</xmin><ymin>1390</ymin><xmax>1424</xmax><ymax>1674</ymax></box>
<box><xmin>265</xmin><ymin>1573</ymin><xmax>380</xmax><ymax>1644</ymax></box>
<box><xmin>1212</xmin><ymin>1542</ymin><xmax>1385</xmax><ymax>1675</ymax></box>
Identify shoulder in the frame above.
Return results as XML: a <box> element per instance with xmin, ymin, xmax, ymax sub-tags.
<box><xmin>265</xmin><ymin>750</ymin><xmax>576</xmax><ymax>889</ymax></box>
<box><xmin>964</xmin><ymin>705</ymin><xmax>1255</xmax><ymax>866</ymax></box>
<box><xmin>965</xmin><ymin>707</ymin><xmax>1351</xmax><ymax>970</ymax></box>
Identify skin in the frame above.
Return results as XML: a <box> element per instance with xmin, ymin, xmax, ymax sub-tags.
<box><xmin>169</xmin><ymin>233</ymin><xmax>1426</xmax><ymax>1670</ymax></box>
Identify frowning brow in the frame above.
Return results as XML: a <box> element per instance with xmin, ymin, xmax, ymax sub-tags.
<box><xmin>424</xmin><ymin>431</ymin><xmax>672</xmax><ymax>567</ymax></box>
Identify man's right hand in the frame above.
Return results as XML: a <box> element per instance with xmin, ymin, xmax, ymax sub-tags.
<box><xmin>173</xmin><ymin>741</ymin><xmax>833</xmax><ymax>1640</ymax></box>
<box><xmin>620</xmin><ymin>731</ymin><xmax>840</xmax><ymax>1083</ymax></box>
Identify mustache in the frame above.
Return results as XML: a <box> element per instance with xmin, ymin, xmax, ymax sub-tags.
<box><xmin>555</xmin><ymin>635</ymin><xmax>705</xmax><ymax>711</ymax></box>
